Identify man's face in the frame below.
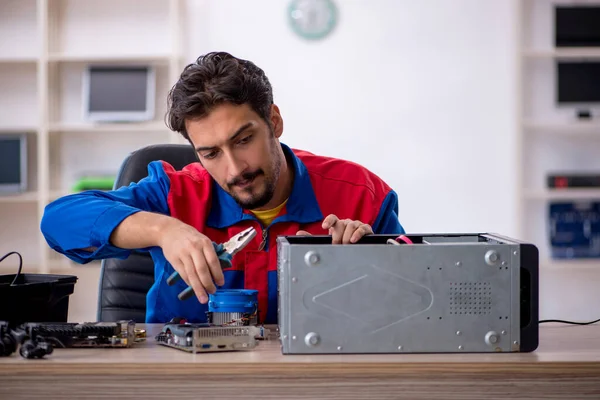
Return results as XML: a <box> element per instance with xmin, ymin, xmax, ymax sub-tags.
<box><xmin>186</xmin><ymin>103</ymin><xmax>284</xmax><ymax>210</ymax></box>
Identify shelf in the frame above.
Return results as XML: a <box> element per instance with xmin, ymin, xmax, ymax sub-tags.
<box><xmin>524</xmin><ymin>188</ymin><xmax>600</xmax><ymax>201</ymax></box>
<box><xmin>49</xmin><ymin>0</ymin><xmax>172</xmax><ymax>60</ymax></box>
<box><xmin>48</xmin><ymin>53</ymin><xmax>171</xmax><ymax>65</ymax></box>
<box><xmin>542</xmin><ymin>259</ymin><xmax>600</xmax><ymax>270</ymax></box>
<box><xmin>0</xmin><ymin>57</ymin><xmax>38</xmax><ymax>64</ymax></box>
<box><xmin>0</xmin><ymin>192</ymin><xmax>38</xmax><ymax>203</ymax></box>
<box><xmin>0</xmin><ymin>126</ymin><xmax>38</xmax><ymax>134</ymax></box>
<box><xmin>523</xmin><ymin>120</ymin><xmax>600</xmax><ymax>137</ymax></box>
<box><xmin>0</xmin><ymin>0</ymin><xmax>38</xmax><ymax>62</ymax></box>
<box><xmin>48</xmin><ymin>190</ymin><xmax>71</xmax><ymax>201</ymax></box>
<box><xmin>0</xmin><ymin>0</ymin><xmax>183</xmax><ymax>274</ymax></box>
<box><xmin>0</xmin><ymin>63</ymin><xmax>38</xmax><ymax>127</ymax></box>
<box><xmin>49</xmin><ymin>121</ymin><xmax>169</xmax><ymax>133</ymax></box>
<box><xmin>523</xmin><ymin>48</ymin><xmax>600</xmax><ymax>59</ymax></box>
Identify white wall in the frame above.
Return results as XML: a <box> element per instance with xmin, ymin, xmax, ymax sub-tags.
<box><xmin>183</xmin><ymin>0</ymin><xmax>520</xmax><ymax>237</ymax></box>
<box><xmin>4</xmin><ymin>0</ymin><xmax>596</xmax><ymax>323</ymax></box>
<box><xmin>180</xmin><ymin>0</ymin><xmax>600</xmax><ymax>323</ymax></box>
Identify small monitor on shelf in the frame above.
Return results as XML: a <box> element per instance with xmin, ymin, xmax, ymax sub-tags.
<box><xmin>82</xmin><ymin>65</ymin><xmax>156</xmax><ymax>123</ymax></box>
<box><xmin>555</xmin><ymin>5</ymin><xmax>600</xmax><ymax>47</ymax></box>
<box><xmin>0</xmin><ymin>134</ymin><xmax>27</xmax><ymax>194</ymax></box>
<box><xmin>556</xmin><ymin>61</ymin><xmax>600</xmax><ymax>117</ymax></box>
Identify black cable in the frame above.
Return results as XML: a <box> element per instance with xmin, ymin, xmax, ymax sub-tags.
<box><xmin>0</xmin><ymin>251</ymin><xmax>23</xmax><ymax>286</ymax></box>
<box><xmin>539</xmin><ymin>318</ymin><xmax>600</xmax><ymax>326</ymax></box>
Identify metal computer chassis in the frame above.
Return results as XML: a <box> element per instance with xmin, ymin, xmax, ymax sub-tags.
<box><xmin>155</xmin><ymin>322</ymin><xmax>265</xmax><ymax>353</ymax></box>
<box><xmin>276</xmin><ymin>233</ymin><xmax>538</xmax><ymax>354</ymax></box>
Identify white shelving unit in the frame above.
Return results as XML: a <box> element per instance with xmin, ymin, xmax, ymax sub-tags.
<box><xmin>523</xmin><ymin>48</ymin><xmax>600</xmax><ymax>58</ymax></box>
<box><xmin>518</xmin><ymin>0</ymin><xmax>600</xmax><ymax>271</ymax></box>
<box><xmin>0</xmin><ymin>0</ymin><xmax>185</xmax><ymax>273</ymax></box>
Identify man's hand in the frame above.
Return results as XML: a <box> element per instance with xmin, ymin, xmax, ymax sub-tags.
<box><xmin>297</xmin><ymin>214</ymin><xmax>373</xmax><ymax>244</ymax></box>
<box><xmin>158</xmin><ymin>220</ymin><xmax>225</xmax><ymax>304</ymax></box>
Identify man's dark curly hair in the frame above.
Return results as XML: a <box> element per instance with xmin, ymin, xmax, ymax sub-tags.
<box><xmin>166</xmin><ymin>52</ymin><xmax>274</xmax><ymax>141</ymax></box>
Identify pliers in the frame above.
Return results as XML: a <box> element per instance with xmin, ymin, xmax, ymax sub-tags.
<box><xmin>166</xmin><ymin>227</ymin><xmax>257</xmax><ymax>301</ymax></box>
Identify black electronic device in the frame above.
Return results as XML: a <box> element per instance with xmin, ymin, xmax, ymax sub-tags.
<box><xmin>557</xmin><ymin>62</ymin><xmax>600</xmax><ymax>105</ymax></box>
<box><xmin>549</xmin><ymin>202</ymin><xmax>600</xmax><ymax>259</ymax></box>
<box><xmin>0</xmin><ymin>320</ymin><xmax>144</xmax><ymax>359</ymax></box>
<box><xmin>577</xmin><ymin>110</ymin><xmax>592</xmax><ymax>119</ymax></box>
<box><xmin>547</xmin><ymin>173</ymin><xmax>600</xmax><ymax>189</ymax></box>
<box><xmin>0</xmin><ymin>322</ymin><xmax>17</xmax><ymax>357</ymax></box>
<box><xmin>555</xmin><ymin>6</ymin><xmax>600</xmax><ymax>47</ymax></box>
<box><xmin>83</xmin><ymin>65</ymin><xmax>155</xmax><ymax>122</ymax></box>
<box><xmin>0</xmin><ymin>134</ymin><xmax>27</xmax><ymax>194</ymax></box>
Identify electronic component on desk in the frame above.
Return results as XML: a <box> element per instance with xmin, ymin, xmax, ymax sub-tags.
<box><xmin>155</xmin><ymin>321</ymin><xmax>263</xmax><ymax>353</ymax></box>
<box><xmin>207</xmin><ymin>289</ymin><xmax>259</xmax><ymax>326</ymax></box>
<box><xmin>0</xmin><ymin>321</ymin><xmax>17</xmax><ymax>357</ymax></box>
<box><xmin>156</xmin><ymin>289</ymin><xmax>269</xmax><ymax>353</ymax></box>
<box><xmin>1</xmin><ymin>320</ymin><xmax>54</xmax><ymax>359</ymax></box>
<box><xmin>0</xmin><ymin>320</ymin><xmax>143</xmax><ymax>359</ymax></box>
<box><xmin>1</xmin><ymin>320</ymin><xmax>52</xmax><ymax>359</ymax></box>
<box><xmin>16</xmin><ymin>320</ymin><xmax>142</xmax><ymax>349</ymax></box>
<box><xmin>276</xmin><ymin>233</ymin><xmax>539</xmax><ymax>354</ymax></box>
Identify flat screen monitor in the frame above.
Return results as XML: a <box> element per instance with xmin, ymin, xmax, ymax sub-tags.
<box><xmin>83</xmin><ymin>65</ymin><xmax>155</xmax><ymax>122</ymax></box>
<box><xmin>557</xmin><ymin>61</ymin><xmax>600</xmax><ymax>105</ymax></box>
<box><xmin>555</xmin><ymin>6</ymin><xmax>600</xmax><ymax>47</ymax></box>
<box><xmin>0</xmin><ymin>134</ymin><xmax>27</xmax><ymax>194</ymax></box>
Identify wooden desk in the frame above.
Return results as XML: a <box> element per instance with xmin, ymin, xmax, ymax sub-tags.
<box><xmin>1</xmin><ymin>324</ymin><xmax>599</xmax><ymax>399</ymax></box>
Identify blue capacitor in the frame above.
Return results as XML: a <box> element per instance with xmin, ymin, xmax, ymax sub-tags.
<box><xmin>208</xmin><ymin>289</ymin><xmax>258</xmax><ymax>314</ymax></box>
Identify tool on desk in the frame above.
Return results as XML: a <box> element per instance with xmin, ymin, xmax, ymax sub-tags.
<box><xmin>166</xmin><ymin>227</ymin><xmax>257</xmax><ymax>301</ymax></box>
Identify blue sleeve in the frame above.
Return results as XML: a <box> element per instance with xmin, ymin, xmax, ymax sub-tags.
<box><xmin>372</xmin><ymin>190</ymin><xmax>405</xmax><ymax>234</ymax></box>
<box><xmin>40</xmin><ymin>161</ymin><xmax>171</xmax><ymax>264</ymax></box>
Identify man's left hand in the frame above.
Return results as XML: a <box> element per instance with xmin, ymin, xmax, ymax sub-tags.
<box><xmin>296</xmin><ymin>214</ymin><xmax>373</xmax><ymax>244</ymax></box>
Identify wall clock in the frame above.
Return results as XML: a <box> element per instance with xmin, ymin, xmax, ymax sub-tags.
<box><xmin>288</xmin><ymin>0</ymin><xmax>338</xmax><ymax>41</ymax></box>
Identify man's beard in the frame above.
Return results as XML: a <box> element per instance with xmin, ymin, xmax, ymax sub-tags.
<box><xmin>227</xmin><ymin>140</ymin><xmax>282</xmax><ymax>210</ymax></box>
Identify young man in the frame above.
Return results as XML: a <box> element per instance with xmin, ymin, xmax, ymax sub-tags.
<box><xmin>40</xmin><ymin>52</ymin><xmax>405</xmax><ymax>324</ymax></box>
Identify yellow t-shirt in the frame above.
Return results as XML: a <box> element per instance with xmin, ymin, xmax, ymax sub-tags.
<box><xmin>250</xmin><ymin>199</ymin><xmax>288</xmax><ymax>227</ymax></box>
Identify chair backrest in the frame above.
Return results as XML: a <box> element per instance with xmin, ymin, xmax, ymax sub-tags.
<box><xmin>97</xmin><ymin>143</ymin><xmax>198</xmax><ymax>322</ymax></box>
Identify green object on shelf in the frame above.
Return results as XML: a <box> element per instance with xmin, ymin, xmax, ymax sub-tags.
<box><xmin>71</xmin><ymin>176</ymin><xmax>115</xmax><ymax>192</ymax></box>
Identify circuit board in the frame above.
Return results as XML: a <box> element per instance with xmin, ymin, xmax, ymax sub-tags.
<box><xmin>155</xmin><ymin>322</ymin><xmax>266</xmax><ymax>353</ymax></box>
<box><xmin>17</xmin><ymin>320</ymin><xmax>144</xmax><ymax>348</ymax></box>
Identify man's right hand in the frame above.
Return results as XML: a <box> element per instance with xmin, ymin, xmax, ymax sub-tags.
<box><xmin>157</xmin><ymin>220</ymin><xmax>225</xmax><ymax>304</ymax></box>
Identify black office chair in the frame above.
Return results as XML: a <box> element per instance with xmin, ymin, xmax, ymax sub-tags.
<box><xmin>96</xmin><ymin>143</ymin><xmax>198</xmax><ymax>322</ymax></box>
